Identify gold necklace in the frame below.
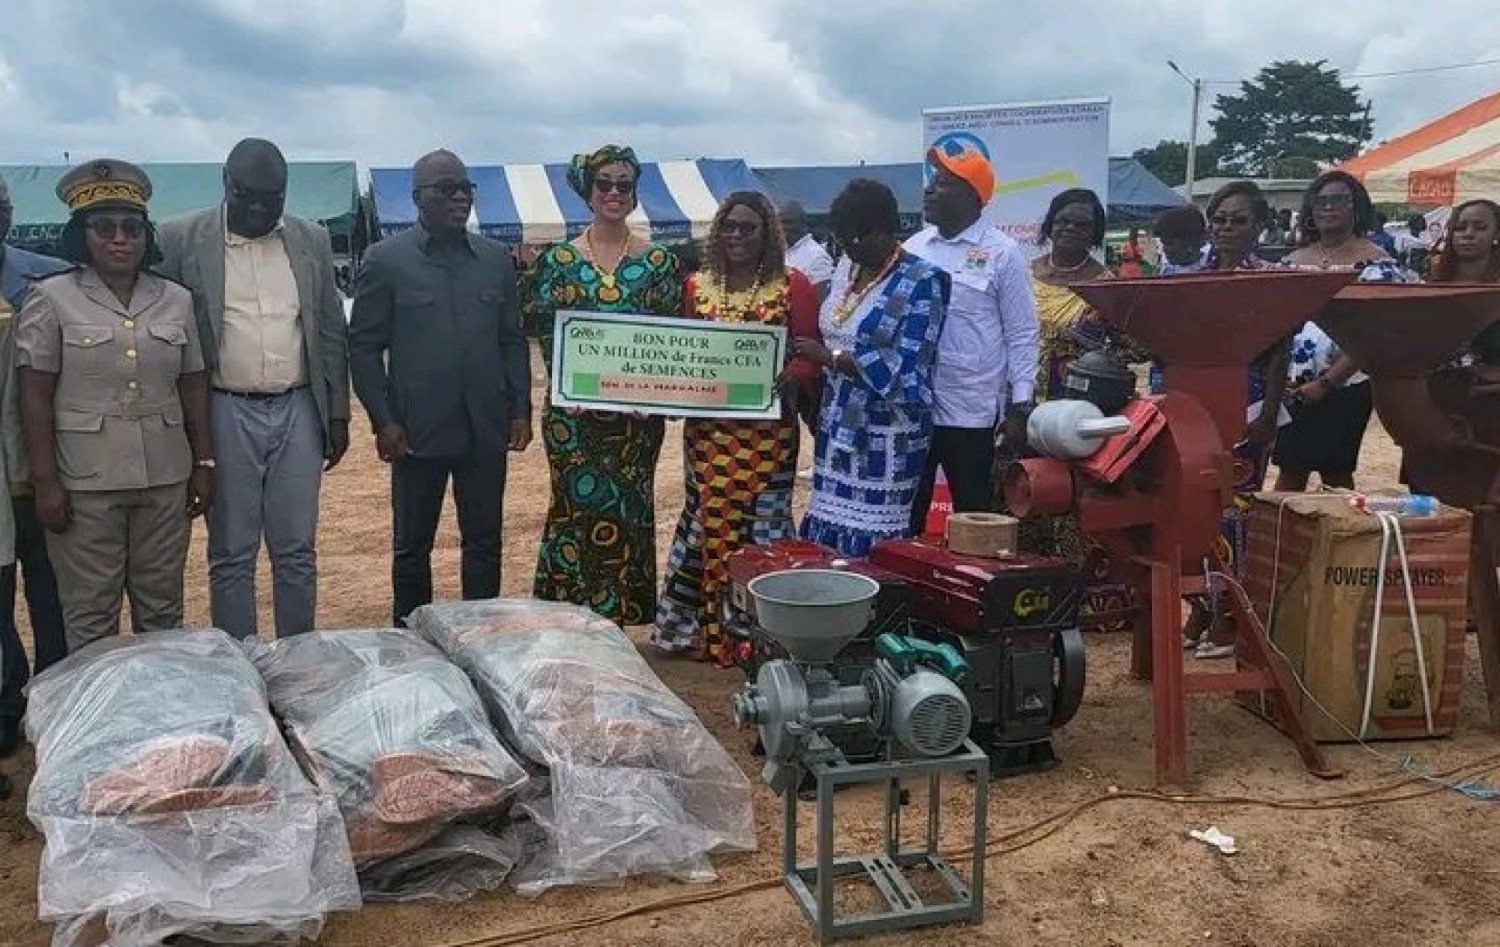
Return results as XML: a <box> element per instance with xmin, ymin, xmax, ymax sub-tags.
<box><xmin>1316</xmin><ymin>234</ymin><xmax>1357</xmax><ymax>268</ymax></box>
<box><xmin>831</xmin><ymin>247</ymin><xmax>901</xmax><ymax>327</ymax></box>
<box><xmin>583</xmin><ymin>225</ymin><xmax>631</xmax><ymax>288</ymax></box>
<box><xmin>713</xmin><ymin>267</ymin><xmax>764</xmax><ymax>317</ymax></box>
<box><xmin>1048</xmin><ymin>251</ymin><xmax>1092</xmax><ymax>274</ymax></box>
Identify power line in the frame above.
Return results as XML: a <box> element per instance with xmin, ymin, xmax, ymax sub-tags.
<box><xmin>1200</xmin><ymin>55</ymin><xmax>1500</xmax><ymax>86</ymax></box>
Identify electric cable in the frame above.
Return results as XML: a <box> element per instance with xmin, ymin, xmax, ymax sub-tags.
<box><xmin>438</xmin><ymin>749</ymin><xmax>1500</xmax><ymax>947</ymax></box>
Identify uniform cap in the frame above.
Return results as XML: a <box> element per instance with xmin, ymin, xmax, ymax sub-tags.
<box><xmin>56</xmin><ymin>159</ymin><xmax>152</xmax><ymax>214</ymax></box>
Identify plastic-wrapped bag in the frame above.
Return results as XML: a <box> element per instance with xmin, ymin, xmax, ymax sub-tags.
<box><xmin>409</xmin><ymin>599</ymin><xmax>756</xmax><ymax>892</ymax></box>
<box><xmin>24</xmin><ymin>630</ymin><xmax>360</xmax><ymax>947</ymax></box>
<box><xmin>248</xmin><ymin>630</ymin><xmax>529</xmax><ymax>900</ymax></box>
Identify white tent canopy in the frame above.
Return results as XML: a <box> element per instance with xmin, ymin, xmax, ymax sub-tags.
<box><xmin>1343</xmin><ymin>92</ymin><xmax>1500</xmax><ymax>206</ymax></box>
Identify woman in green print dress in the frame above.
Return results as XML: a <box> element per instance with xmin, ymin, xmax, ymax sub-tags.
<box><xmin>527</xmin><ymin>145</ymin><xmax>681</xmax><ymax>624</ymax></box>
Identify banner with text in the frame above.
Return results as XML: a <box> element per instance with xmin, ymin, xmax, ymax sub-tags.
<box><xmin>550</xmin><ymin>310</ymin><xmax>787</xmax><ymax>419</ymax></box>
<box><xmin>922</xmin><ymin>98</ymin><xmax>1110</xmax><ymax>242</ymax></box>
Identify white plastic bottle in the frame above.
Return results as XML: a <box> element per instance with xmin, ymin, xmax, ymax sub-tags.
<box><xmin>1349</xmin><ymin>494</ymin><xmax>1439</xmax><ymax>517</ymax></box>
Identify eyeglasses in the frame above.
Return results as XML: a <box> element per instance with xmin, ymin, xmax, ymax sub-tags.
<box><xmin>1311</xmin><ymin>193</ymin><xmax>1354</xmax><ymax>210</ymax></box>
<box><xmin>421</xmin><ymin>180</ymin><xmax>477</xmax><ymax>199</ymax></box>
<box><xmin>720</xmin><ymin>220</ymin><xmax>761</xmax><ymax>237</ymax></box>
<box><xmin>1051</xmin><ymin>217</ymin><xmax>1094</xmax><ymax>232</ymax></box>
<box><xmin>593</xmin><ymin>178</ymin><xmax>635</xmax><ymax>195</ymax></box>
<box><xmin>1210</xmin><ymin>214</ymin><xmax>1253</xmax><ymax>227</ymax></box>
<box><xmin>85</xmin><ymin>216</ymin><xmax>147</xmax><ymax>240</ymax></box>
<box><xmin>228</xmin><ymin>181</ymin><xmax>285</xmax><ymax>205</ymax></box>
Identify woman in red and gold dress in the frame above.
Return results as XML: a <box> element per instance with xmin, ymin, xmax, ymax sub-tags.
<box><xmin>651</xmin><ymin>192</ymin><xmax>821</xmax><ymax>663</ymax></box>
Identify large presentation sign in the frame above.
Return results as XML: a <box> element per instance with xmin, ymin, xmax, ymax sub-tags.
<box><xmin>550</xmin><ymin>310</ymin><xmax>787</xmax><ymax>419</ymax></box>
<box><xmin>922</xmin><ymin>98</ymin><xmax>1111</xmax><ymax>242</ymax></box>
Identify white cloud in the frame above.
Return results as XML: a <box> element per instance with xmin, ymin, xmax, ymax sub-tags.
<box><xmin>0</xmin><ymin>0</ymin><xmax>1495</xmax><ymax>169</ymax></box>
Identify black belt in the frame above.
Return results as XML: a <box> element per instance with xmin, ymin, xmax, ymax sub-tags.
<box><xmin>213</xmin><ymin>385</ymin><xmax>308</xmax><ymax>401</ymax></box>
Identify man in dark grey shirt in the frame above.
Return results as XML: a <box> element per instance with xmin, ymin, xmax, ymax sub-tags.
<box><xmin>349</xmin><ymin>149</ymin><xmax>531</xmax><ymax>625</ymax></box>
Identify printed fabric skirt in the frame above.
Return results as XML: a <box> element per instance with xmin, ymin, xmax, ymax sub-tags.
<box><xmin>800</xmin><ymin>399</ymin><xmax>931</xmax><ymax>558</ymax></box>
<box><xmin>652</xmin><ymin>418</ymin><xmax>798</xmax><ymax>664</ymax></box>
<box><xmin>533</xmin><ymin>406</ymin><xmax>664</xmax><ymax>625</ymax></box>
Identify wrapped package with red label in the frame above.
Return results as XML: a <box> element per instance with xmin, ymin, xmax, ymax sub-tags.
<box><xmin>408</xmin><ymin>599</ymin><xmax>756</xmax><ymax>894</ymax></box>
<box><xmin>249</xmin><ymin>630</ymin><xmax>530</xmax><ymax>901</ymax></box>
<box><xmin>25</xmin><ymin>630</ymin><xmax>359</xmax><ymax>947</ymax></box>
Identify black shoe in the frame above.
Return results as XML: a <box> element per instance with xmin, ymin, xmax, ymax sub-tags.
<box><xmin>0</xmin><ymin>772</ymin><xmax>11</xmax><ymax>801</ymax></box>
<box><xmin>0</xmin><ymin>717</ymin><xmax>19</xmax><ymax>758</ymax></box>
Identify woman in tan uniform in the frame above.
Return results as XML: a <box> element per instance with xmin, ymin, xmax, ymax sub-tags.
<box><xmin>16</xmin><ymin>159</ymin><xmax>213</xmax><ymax>650</ymax></box>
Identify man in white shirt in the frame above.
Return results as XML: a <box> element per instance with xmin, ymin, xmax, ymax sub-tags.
<box><xmin>158</xmin><ymin>139</ymin><xmax>350</xmax><ymax>640</ymax></box>
<box><xmin>780</xmin><ymin>200</ymin><xmax>834</xmax><ymax>298</ymax></box>
<box><xmin>1394</xmin><ymin>213</ymin><xmax>1431</xmax><ymax>265</ymax></box>
<box><xmin>903</xmin><ymin>146</ymin><xmax>1040</xmax><ymax>535</ymax></box>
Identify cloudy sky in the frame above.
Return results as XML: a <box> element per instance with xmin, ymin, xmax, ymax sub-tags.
<box><xmin>2</xmin><ymin>0</ymin><xmax>1497</xmax><ymax>170</ymax></box>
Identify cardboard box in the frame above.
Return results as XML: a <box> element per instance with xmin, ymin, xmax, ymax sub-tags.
<box><xmin>1240</xmin><ymin>493</ymin><xmax>1471</xmax><ymax>742</ymax></box>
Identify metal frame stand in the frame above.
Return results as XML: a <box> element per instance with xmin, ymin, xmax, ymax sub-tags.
<box><xmin>781</xmin><ymin>740</ymin><xmax>989</xmax><ymax>943</ymax></box>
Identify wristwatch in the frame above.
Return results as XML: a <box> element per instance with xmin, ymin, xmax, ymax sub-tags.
<box><xmin>194</xmin><ymin>458</ymin><xmax>217</xmax><ymax>469</ymax></box>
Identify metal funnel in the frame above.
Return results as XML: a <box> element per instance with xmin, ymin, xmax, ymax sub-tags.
<box><xmin>1072</xmin><ymin>271</ymin><xmax>1355</xmax><ymax>449</ymax></box>
<box><xmin>1316</xmin><ymin>283</ymin><xmax>1500</xmax><ymax>378</ymax></box>
<box><xmin>747</xmin><ymin>569</ymin><xmax>879</xmax><ymax>663</ymax></box>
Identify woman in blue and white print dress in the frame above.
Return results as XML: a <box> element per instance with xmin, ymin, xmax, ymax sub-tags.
<box><xmin>789</xmin><ymin>180</ymin><xmax>948</xmax><ymax>557</ymax></box>
<box><xmin>1276</xmin><ymin>170</ymin><xmax>1417</xmax><ymax>491</ymax></box>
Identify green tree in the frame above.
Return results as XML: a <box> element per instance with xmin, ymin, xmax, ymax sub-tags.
<box><xmin>1130</xmin><ymin>140</ymin><xmax>1221</xmax><ymax>187</ymax></box>
<box><xmin>1209</xmin><ymin>60</ymin><xmax>1372</xmax><ymax>175</ymax></box>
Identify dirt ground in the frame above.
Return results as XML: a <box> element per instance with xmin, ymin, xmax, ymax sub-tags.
<box><xmin>2</xmin><ymin>355</ymin><xmax>1499</xmax><ymax>947</ymax></box>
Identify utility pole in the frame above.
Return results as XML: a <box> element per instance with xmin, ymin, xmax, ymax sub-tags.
<box><xmin>1168</xmin><ymin>61</ymin><xmax>1203</xmax><ymax>203</ymax></box>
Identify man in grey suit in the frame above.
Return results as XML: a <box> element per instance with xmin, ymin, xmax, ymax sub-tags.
<box><xmin>349</xmin><ymin>149</ymin><xmax>531</xmax><ymax>625</ymax></box>
<box><xmin>157</xmin><ymin>138</ymin><xmax>350</xmax><ymax>640</ymax></box>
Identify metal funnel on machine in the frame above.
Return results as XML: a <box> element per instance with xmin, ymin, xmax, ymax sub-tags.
<box><xmin>1315</xmin><ymin>283</ymin><xmax>1500</xmax><ymax>507</ymax></box>
<box><xmin>746</xmin><ymin>569</ymin><xmax>879</xmax><ymax>663</ymax></box>
<box><xmin>1072</xmin><ymin>271</ymin><xmax>1356</xmax><ymax>447</ymax></box>
<box><xmin>1316</xmin><ymin>283</ymin><xmax>1500</xmax><ymax>377</ymax></box>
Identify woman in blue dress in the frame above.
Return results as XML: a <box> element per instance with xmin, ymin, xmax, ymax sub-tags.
<box><xmin>791</xmin><ymin>180</ymin><xmax>949</xmax><ymax>557</ymax></box>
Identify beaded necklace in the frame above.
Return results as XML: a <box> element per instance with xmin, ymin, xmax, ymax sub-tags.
<box><xmin>582</xmin><ymin>224</ymin><xmax>630</xmax><ymax>288</ymax></box>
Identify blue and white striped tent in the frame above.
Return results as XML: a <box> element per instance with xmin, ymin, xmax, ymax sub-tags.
<box><xmin>370</xmin><ymin>159</ymin><xmax>766</xmax><ymax>244</ymax></box>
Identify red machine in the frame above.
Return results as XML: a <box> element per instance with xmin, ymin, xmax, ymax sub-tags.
<box><xmin>868</xmin><ymin>538</ymin><xmax>1085</xmax><ymax>774</ymax></box>
<box><xmin>1005</xmin><ymin>271</ymin><xmax>1352</xmax><ymax>784</ymax></box>
<box><xmin>725</xmin><ymin>537</ymin><xmax>1087</xmax><ymax>776</ymax></box>
<box><xmin>1313</xmin><ymin>284</ymin><xmax>1500</xmax><ymax>725</ymax></box>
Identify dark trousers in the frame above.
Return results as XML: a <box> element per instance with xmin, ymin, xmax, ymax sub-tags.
<box><xmin>392</xmin><ymin>454</ymin><xmax>507</xmax><ymax>626</ymax></box>
<box><xmin>0</xmin><ymin>495</ymin><xmax>68</xmax><ymax>720</ymax></box>
<box><xmin>908</xmin><ymin>426</ymin><xmax>997</xmax><ymax>537</ymax></box>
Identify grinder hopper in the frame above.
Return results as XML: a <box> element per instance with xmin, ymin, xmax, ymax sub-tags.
<box><xmin>1315</xmin><ymin>283</ymin><xmax>1500</xmax><ymax>506</ymax></box>
<box><xmin>1315</xmin><ymin>284</ymin><xmax>1500</xmax><ymax>378</ymax></box>
<box><xmin>1072</xmin><ymin>271</ymin><xmax>1355</xmax><ymax>448</ymax></box>
<box><xmin>747</xmin><ymin>569</ymin><xmax>880</xmax><ymax>663</ymax></box>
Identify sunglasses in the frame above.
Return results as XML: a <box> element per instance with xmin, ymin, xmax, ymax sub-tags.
<box><xmin>86</xmin><ymin>216</ymin><xmax>147</xmax><ymax>240</ymax></box>
<box><xmin>1311</xmin><ymin>193</ymin><xmax>1353</xmax><ymax>210</ymax></box>
<box><xmin>1210</xmin><ymin>214</ymin><xmax>1253</xmax><ymax>227</ymax></box>
<box><xmin>422</xmin><ymin>180</ymin><xmax>477</xmax><ymax>199</ymax></box>
<box><xmin>228</xmin><ymin>181</ymin><xmax>285</xmax><ymax>205</ymax></box>
<box><xmin>1052</xmin><ymin>217</ymin><xmax>1094</xmax><ymax>232</ymax></box>
<box><xmin>594</xmin><ymin>178</ymin><xmax>635</xmax><ymax>195</ymax></box>
<box><xmin>720</xmin><ymin>220</ymin><xmax>762</xmax><ymax>237</ymax></box>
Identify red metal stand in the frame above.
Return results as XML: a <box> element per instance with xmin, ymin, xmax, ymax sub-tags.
<box><xmin>1009</xmin><ymin>271</ymin><xmax>1352</xmax><ymax>785</ymax></box>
